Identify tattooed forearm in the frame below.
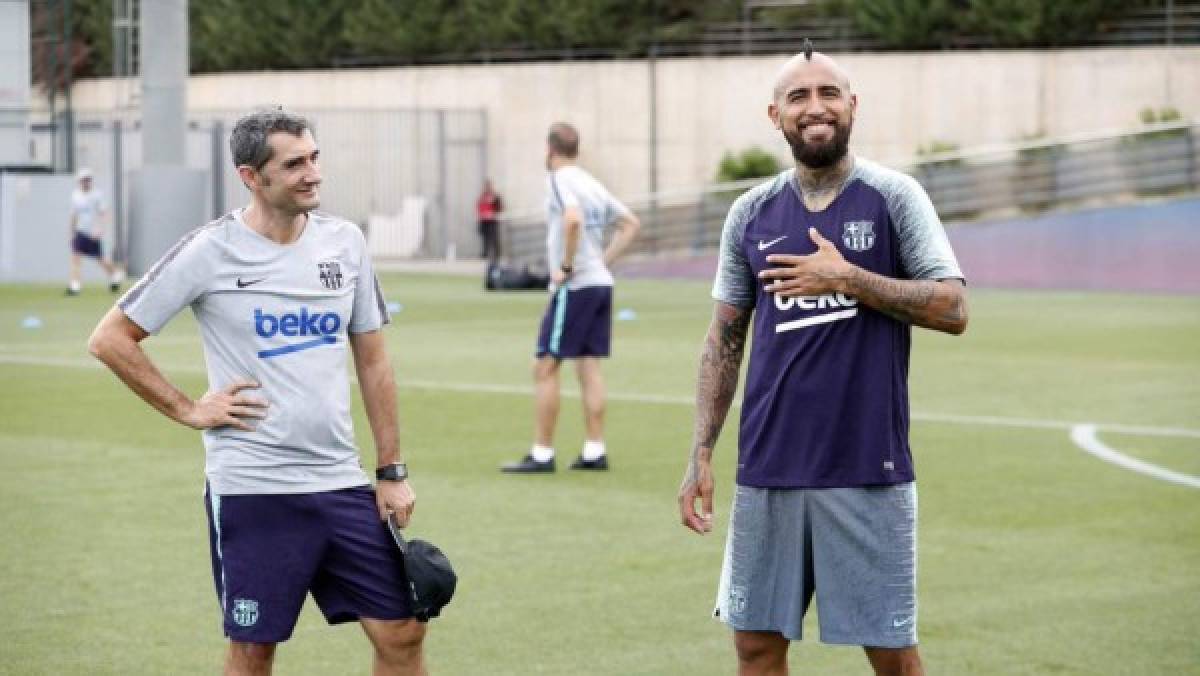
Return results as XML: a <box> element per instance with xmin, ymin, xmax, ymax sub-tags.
<box><xmin>690</xmin><ymin>304</ymin><xmax>752</xmax><ymax>473</ymax></box>
<box><xmin>844</xmin><ymin>269</ymin><xmax>968</xmax><ymax>335</ymax></box>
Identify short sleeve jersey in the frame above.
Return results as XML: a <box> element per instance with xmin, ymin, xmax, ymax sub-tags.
<box><xmin>712</xmin><ymin>158</ymin><xmax>963</xmax><ymax>488</ymax></box>
<box><xmin>545</xmin><ymin>166</ymin><xmax>632</xmax><ymax>290</ymax></box>
<box><xmin>71</xmin><ymin>189</ymin><xmax>105</xmax><ymax>237</ymax></box>
<box><xmin>118</xmin><ymin>209</ymin><xmax>390</xmax><ymax>495</ymax></box>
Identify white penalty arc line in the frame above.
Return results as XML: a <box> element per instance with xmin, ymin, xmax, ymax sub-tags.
<box><xmin>4</xmin><ymin>353</ymin><xmax>1200</xmax><ymax>487</ymax></box>
<box><xmin>1069</xmin><ymin>424</ymin><xmax>1200</xmax><ymax>490</ymax></box>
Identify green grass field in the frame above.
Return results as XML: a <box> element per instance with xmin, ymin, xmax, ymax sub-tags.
<box><xmin>1</xmin><ymin>274</ymin><xmax>1198</xmax><ymax>675</ymax></box>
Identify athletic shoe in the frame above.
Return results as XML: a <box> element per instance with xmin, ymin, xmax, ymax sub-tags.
<box><xmin>569</xmin><ymin>455</ymin><xmax>609</xmax><ymax>471</ymax></box>
<box><xmin>64</xmin><ymin>288</ymin><xmax>80</xmax><ymax>296</ymax></box>
<box><xmin>109</xmin><ymin>282</ymin><xmax>120</xmax><ymax>293</ymax></box>
<box><xmin>500</xmin><ymin>454</ymin><xmax>555</xmax><ymax>473</ymax></box>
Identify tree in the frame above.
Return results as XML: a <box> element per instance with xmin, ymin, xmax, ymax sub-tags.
<box><xmin>961</xmin><ymin>0</ymin><xmax>1143</xmax><ymax>47</ymax></box>
<box><xmin>716</xmin><ymin>147</ymin><xmax>781</xmax><ymax>183</ymax></box>
<box><xmin>849</xmin><ymin>0</ymin><xmax>957</xmax><ymax>49</ymax></box>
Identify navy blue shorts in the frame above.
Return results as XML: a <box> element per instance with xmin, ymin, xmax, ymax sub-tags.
<box><xmin>535</xmin><ymin>285</ymin><xmax>612</xmax><ymax>359</ymax></box>
<box><xmin>204</xmin><ymin>485</ymin><xmax>413</xmax><ymax>643</ymax></box>
<box><xmin>71</xmin><ymin>232</ymin><xmax>103</xmax><ymax>258</ymax></box>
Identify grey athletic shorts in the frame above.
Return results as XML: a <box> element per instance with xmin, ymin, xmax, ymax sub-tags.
<box><xmin>714</xmin><ymin>482</ymin><xmax>918</xmax><ymax>647</ymax></box>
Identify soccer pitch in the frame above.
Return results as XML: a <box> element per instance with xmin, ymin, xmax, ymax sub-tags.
<box><xmin>1</xmin><ymin>274</ymin><xmax>1197</xmax><ymax>675</ymax></box>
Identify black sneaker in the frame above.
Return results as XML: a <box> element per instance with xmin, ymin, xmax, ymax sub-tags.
<box><xmin>569</xmin><ymin>455</ymin><xmax>609</xmax><ymax>471</ymax></box>
<box><xmin>500</xmin><ymin>454</ymin><xmax>555</xmax><ymax>473</ymax></box>
<box><xmin>64</xmin><ymin>287</ymin><xmax>80</xmax><ymax>297</ymax></box>
<box><xmin>109</xmin><ymin>281</ymin><xmax>120</xmax><ymax>293</ymax></box>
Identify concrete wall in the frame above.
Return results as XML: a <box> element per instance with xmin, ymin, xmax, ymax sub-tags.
<box><xmin>0</xmin><ymin>0</ymin><xmax>31</xmax><ymax>166</ymax></box>
<box><xmin>63</xmin><ymin>48</ymin><xmax>1200</xmax><ymax>217</ymax></box>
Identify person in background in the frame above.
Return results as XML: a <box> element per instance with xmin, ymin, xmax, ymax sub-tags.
<box><xmin>66</xmin><ymin>167</ymin><xmax>123</xmax><ymax>295</ymax></box>
<box><xmin>477</xmin><ymin>179</ymin><xmax>503</xmax><ymax>262</ymax></box>
<box><xmin>501</xmin><ymin>123</ymin><xmax>641</xmax><ymax>474</ymax></box>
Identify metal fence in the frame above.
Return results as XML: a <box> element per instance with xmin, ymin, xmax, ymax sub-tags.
<box><xmin>28</xmin><ymin>107</ymin><xmax>488</xmax><ymax>261</ymax></box>
<box><xmin>699</xmin><ymin>3</ymin><xmax>1200</xmax><ymax>55</ymax></box>
<box><xmin>499</xmin><ymin>122</ymin><xmax>1200</xmax><ymax>267</ymax></box>
<box><xmin>335</xmin><ymin>2</ymin><xmax>1200</xmax><ymax>67</ymax></box>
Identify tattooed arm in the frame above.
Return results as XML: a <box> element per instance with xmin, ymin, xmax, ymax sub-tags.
<box><xmin>842</xmin><ymin>269</ymin><xmax>967</xmax><ymax>334</ymax></box>
<box><xmin>760</xmin><ymin>227</ymin><xmax>968</xmax><ymax>335</ymax></box>
<box><xmin>679</xmin><ymin>302</ymin><xmax>753</xmax><ymax>534</ymax></box>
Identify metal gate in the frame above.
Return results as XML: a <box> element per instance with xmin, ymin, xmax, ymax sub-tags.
<box><xmin>29</xmin><ymin>107</ymin><xmax>488</xmax><ymax>261</ymax></box>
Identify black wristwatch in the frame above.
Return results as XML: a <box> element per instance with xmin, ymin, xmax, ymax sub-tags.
<box><xmin>560</xmin><ymin>263</ymin><xmax>574</xmax><ymax>275</ymax></box>
<box><xmin>375</xmin><ymin>463</ymin><xmax>409</xmax><ymax>481</ymax></box>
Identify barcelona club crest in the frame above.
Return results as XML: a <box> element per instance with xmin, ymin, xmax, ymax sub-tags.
<box><xmin>842</xmin><ymin>220</ymin><xmax>876</xmax><ymax>252</ymax></box>
<box><xmin>232</xmin><ymin>599</ymin><xmax>259</xmax><ymax>627</ymax></box>
<box><xmin>318</xmin><ymin>260</ymin><xmax>344</xmax><ymax>290</ymax></box>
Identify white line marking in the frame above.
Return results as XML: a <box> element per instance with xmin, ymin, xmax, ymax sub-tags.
<box><xmin>1069</xmin><ymin>424</ymin><xmax>1200</xmax><ymax>489</ymax></box>
<box><xmin>775</xmin><ymin>308</ymin><xmax>858</xmax><ymax>333</ymax></box>
<box><xmin>909</xmin><ymin>412</ymin><xmax>1200</xmax><ymax>439</ymax></box>
<box><xmin>4</xmin><ymin>353</ymin><xmax>1200</xmax><ymax>445</ymax></box>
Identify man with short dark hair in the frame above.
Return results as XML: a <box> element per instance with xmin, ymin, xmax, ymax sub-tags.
<box><xmin>88</xmin><ymin>109</ymin><xmax>430</xmax><ymax>675</ymax></box>
<box><xmin>501</xmin><ymin>122</ymin><xmax>640</xmax><ymax>473</ymax></box>
<box><xmin>678</xmin><ymin>51</ymin><xmax>967</xmax><ymax>676</ymax></box>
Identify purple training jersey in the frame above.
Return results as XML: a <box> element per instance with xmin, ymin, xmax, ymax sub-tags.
<box><xmin>712</xmin><ymin>158</ymin><xmax>963</xmax><ymax>489</ymax></box>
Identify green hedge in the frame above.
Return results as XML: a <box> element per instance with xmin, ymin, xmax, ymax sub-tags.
<box><xmin>42</xmin><ymin>0</ymin><xmax>1158</xmax><ymax>82</ymax></box>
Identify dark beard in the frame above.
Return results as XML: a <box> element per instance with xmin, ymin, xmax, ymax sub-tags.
<box><xmin>783</xmin><ymin>122</ymin><xmax>852</xmax><ymax>169</ymax></box>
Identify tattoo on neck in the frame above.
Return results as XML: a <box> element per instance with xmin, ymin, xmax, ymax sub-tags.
<box><xmin>796</xmin><ymin>157</ymin><xmax>853</xmax><ymax>201</ymax></box>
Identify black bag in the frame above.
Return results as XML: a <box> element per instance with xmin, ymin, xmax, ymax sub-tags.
<box><xmin>485</xmin><ymin>262</ymin><xmax>549</xmax><ymax>291</ymax></box>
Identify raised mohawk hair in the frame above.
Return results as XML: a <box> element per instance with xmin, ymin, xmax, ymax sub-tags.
<box><xmin>802</xmin><ymin>38</ymin><xmax>814</xmax><ymax>60</ymax></box>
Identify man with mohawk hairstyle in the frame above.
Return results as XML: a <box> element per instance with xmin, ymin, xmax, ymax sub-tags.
<box><xmin>678</xmin><ymin>46</ymin><xmax>967</xmax><ymax>676</ymax></box>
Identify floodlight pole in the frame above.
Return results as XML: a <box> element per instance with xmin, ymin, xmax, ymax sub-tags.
<box><xmin>648</xmin><ymin>0</ymin><xmax>659</xmax><ymax>253</ymax></box>
<box><xmin>62</xmin><ymin>0</ymin><xmax>75</xmax><ymax>173</ymax></box>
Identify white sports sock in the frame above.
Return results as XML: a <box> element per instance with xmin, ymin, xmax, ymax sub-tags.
<box><xmin>68</xmin><ymin>280</ymin><xmax>81</xmax><ymax>292</ymax></box>
<box><xmin>581</xmin><ymin>440</ymin><xmax>606</xmax><ymax>461</ymax></box>
<box><xmin>530</xmin><ymin>444</ymin><xmax>555</xmax><ymax>463</ymax></box>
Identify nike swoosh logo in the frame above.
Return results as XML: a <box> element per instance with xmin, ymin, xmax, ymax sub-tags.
<box><xmin>757</xmin><ymin>235</ymin><xmax>787</xmax><ymax>251</ymax></box>
<box><xmin>236</xmin><ymin>277</ymin><xmax>266</xmax><ymax>288</ymax></box>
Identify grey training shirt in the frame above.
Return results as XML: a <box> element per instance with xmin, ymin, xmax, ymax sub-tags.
<box><xmin>119</xmin><ymin>209</ymin><xmax>389</xmax><ymax>495</ymax></box>
<box><xmin>545</xmin><ymin>165</ymin><xmax>632</xmax><ymax>290</ymax></box>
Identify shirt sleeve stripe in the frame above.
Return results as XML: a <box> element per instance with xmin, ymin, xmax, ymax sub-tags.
<box><xmin>373</xmin><ymin>274</ymin><xmax>391</xmax><ymax>326</ymax></box>
<box><xmin>550</xmin><ymin>173</ymin><xmax>565</xmax><ymax>209</ymax></box>
<box><xmin>118</xmin><ymin>219</ymin><xmax>221</xmax><ymax>312</ymax></box>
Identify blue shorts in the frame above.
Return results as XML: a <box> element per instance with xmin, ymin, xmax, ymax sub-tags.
<box><xmin>204</xmin><ymin>485</ymin><xmax>414</xmax><ymax>643</ymax></box>
<box><xmin>535</xmin><ymin>285</ymin><xmax>612</xmax><ymax>359</ymax></box>
<box><xmin>71</xmin><ymin>232</ymin><xmax>103</xmax><ymax>258</ymax></box>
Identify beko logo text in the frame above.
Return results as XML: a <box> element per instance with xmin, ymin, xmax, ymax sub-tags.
<box><xmin>773</xmin><ymin>293</ymin><xmax>859</xmax><ymax>334</ymax></box>
<box><xmin>254</xmin><ymin>308</ymin><xmax>341</xmax><ymax>358</ymax></box>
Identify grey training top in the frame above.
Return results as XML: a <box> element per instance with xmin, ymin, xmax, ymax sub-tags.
<box><xmin>545</xmin><ymin>165</ymin><xmax>632</xmax><ymax>290</ymax></box>
<box><xmin>119</xmin><ymin>209</ymin><xmax>389</xmax><ymax>495</ymax></box>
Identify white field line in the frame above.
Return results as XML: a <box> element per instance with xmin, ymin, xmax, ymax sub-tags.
<box><xmin>1069</xmin><ymin>424</ymin><xmax>1200</xmax><ymax>490</ymax></box>
<box><xmin>4</xmin><ymin>353</ymin><xmax>1199</xmax><ymax>488</ymax></box>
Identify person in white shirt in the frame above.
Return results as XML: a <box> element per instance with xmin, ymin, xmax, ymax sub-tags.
<box><xmin>66</xmin><ymin>167</ymin><xmax>123</xmax><ymax>295</ymax></box>
<box><xmin>87</xmin><ymin>110</ymin><xmax>429</xmax><ymax>675</ymax></box>
<box><xmin>501</xmin><ymin>123</ymin><xmax>641</xmax><ymax>473</ymax></box>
